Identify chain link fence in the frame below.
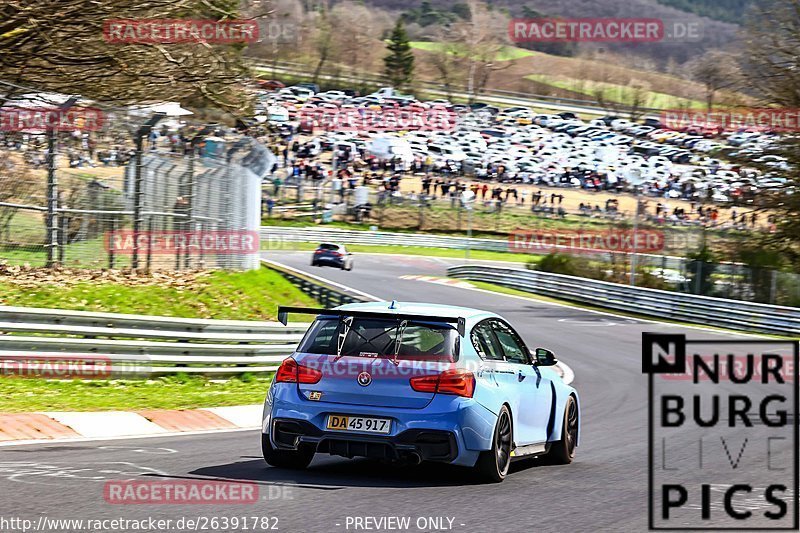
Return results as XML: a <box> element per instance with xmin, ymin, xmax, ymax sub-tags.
<box><xmin>0</xmin><ymin>127</ymin><xmax>271</xmax><ymax>270</ymax></box>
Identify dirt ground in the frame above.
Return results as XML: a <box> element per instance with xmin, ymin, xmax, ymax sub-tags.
<box><xmin>395</xmin><ymin>174</ymin><xmax>754</xmax><ymax>221</ymax></box>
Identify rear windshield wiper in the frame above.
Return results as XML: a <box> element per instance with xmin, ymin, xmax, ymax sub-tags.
<box><xmin>333</xmin><ymin>316</ymin><xmax>353</xmax><ymax>363</ymax></box>
<box><xmin>391</xmin><ymin>319</ymin><xmax>408</xmax><ymax>366</ymax></box>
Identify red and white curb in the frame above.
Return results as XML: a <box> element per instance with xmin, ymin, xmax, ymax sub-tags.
<box><xmin>399</xmin><ymin>274</ymin><xmax>476</xmax><ymax>289</ymax></box>
<box><xmin>0</xmin><ymin>405</ymin><xmax>262</xmax><ymax>446</ymax></box>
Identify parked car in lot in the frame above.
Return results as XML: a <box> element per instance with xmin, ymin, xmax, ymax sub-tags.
<box><xmin>266</xmin><ymin>301</ymin><xmax>580</xmax><ymax>482</ymax></box>
<box><xmin>311</xmin><ymin>243</ymin><xmax>353</xmax><ymax>271</ymax></box>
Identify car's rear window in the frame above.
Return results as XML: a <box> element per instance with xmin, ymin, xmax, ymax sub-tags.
<box><xmin>297</xmin><ymin>317</ymin><xmax>458</xmax><ymax>361</ymax></box>
<box><xmin>318</xmin><ymin>244</ymin><xmax>340</xmax><ymax>251</ymax></box>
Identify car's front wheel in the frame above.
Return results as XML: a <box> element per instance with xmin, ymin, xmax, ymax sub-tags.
<box><xmin>474</xmin><ymin>405</ymin><xmax>512</xmax><ymax>482</ymax></box>
<box><xmin>261</xmin><ymin>433</ymin><xmax>314</xmax><ymax>469</ymax></box>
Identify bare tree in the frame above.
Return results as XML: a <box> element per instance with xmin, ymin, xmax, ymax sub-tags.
<box><xmin>309</xmin><ymin>5</ymin><xmax>336</xmax><ymax>83</ymax></box>
<box><xmin>741</xmin><ymin>0</ymin><xmax>800</xmax><ymax>266</ymax></box>
<box><xmin>687</xmin><ymin>50</ymin><xmax>742</xmax><ymax>111</ymax></box>
<box><xmin>744</xmin><ymin>0</ymin><xmax>800</xmax><ymax>107</ymax></box>
<box><xmin>0</xmin><ymin>0</ymin><xmax>266</xmax><ymax>112</ymax></box>
<box><xmin>626</xmin><ymin>81</ymin><xmax>652</xmax><ymax>122</ymax></box>
<box><xmin>428</xmin><ymin>38</ymin><xmax>463</xmax><ymax>99</ymax></box>
<box><xmin>0</xmin><ymin>153</ymin><xmax>39</xmax><ymax>244</ymax></box>
<box><xmin>330</xmin><ymin>2</ymin><xmax>387</xmax><ymax>74</ymax></box>
<box><xmin>425</xmin><ymin>1</ymin><xmax>512</xmax><ymax>102</ymax></box>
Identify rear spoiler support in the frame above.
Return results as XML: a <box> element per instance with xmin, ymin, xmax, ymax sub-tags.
<box><xmin>277</xmin><ymin>306</ymin><xmax>466</xmax><ymax>337</ymax></box>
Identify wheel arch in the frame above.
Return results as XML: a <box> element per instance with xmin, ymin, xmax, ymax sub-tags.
<box><xmin>548</xmin><ymin>388</ymin><xmax>580</xmax><ymax>446</ymax></box>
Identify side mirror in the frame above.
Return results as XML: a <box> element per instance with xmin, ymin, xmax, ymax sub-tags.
<box><xmin>533</xmin><ymin>347</ymin><xmax>558</xmax><ymax>366</ymax></box>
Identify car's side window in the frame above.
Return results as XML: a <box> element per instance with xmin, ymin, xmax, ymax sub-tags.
<box><xmin>470</xmin><ymin>321</ymin><xmax>504</xmax><ymax>361</ymax></box>
<box><xmin>491</xmin><ymin>320</ymin><xmax>530</xmax><ymax>365</ymax></box>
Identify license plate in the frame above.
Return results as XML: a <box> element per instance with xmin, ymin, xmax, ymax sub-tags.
<box><xmin>326</xmin><ymin>415</ymin><xmax>391</xmax><ymax>434</ymax></box>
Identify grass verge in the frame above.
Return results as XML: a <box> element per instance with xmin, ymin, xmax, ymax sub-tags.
<box><xmin>0</xmin><ymin>267</ymin><xmax>316</xmax><ymax>320</ymax></box>
<box><xmin>262</xmin><ymin>239</ymin><xmax>535</xmax><ymax>263</ymax></box>
<box><xmin>1</xmin><ymin>374</ymin><xmax>272</xmax><ymax>413</ymax></box>
<box><xmin>0</xmin><ymin>267</ymin><xmax>315</xmax><ymax>412</ymax></box>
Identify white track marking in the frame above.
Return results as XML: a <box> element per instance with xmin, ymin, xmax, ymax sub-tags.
<box><xmin>43</xmin><ymin>411</ymin><xmax>168</xmax><ymax>438</ymax></box>
<box><xmin>0</xmin><ymin>427</ymin><xmax>258</xmax><ymax>447</ymax></box>
<box><xmin>261</xmin><ymin>259</ymin><xmax>382</xmax><ymax>302</ymax></box>
<box><xmin>201</xmin><ymin>405</ymin><xmax>263</xmax><ymax>428</ymax></box>
<box><xmin>555</xmin><ymin>360</ymin><xmax>575</xmax><ymax>385</ymax></box>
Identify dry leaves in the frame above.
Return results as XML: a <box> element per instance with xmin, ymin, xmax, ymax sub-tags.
<box><xmin>0</xmin><ymin>262</ymin><xmax>211</xmax><ymax>289</ymax></box>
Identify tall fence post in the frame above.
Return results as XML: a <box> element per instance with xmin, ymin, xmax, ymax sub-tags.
<box><xmin>145</xmin><ymin>217</ymin><xmax>153</xmax><ymax>273</ymax></box>
<box><xmin>694</xmin><ymin>261</ymin><xmax>703</xmax><ymax>295</ymax></box>
<box><xmin>132</xmin><ymin>113</ymin><xmax>165</xmax><ymax>271</ymax></box>
<box><xmin>108</xmin><ymin>216</ymin><xmax>116</xmax><ymax>269</ymax></box>
<box><xmin>132</xmin><ymin>132</ymin><xmax>144</xmax><ymax>270</ymax></box>
<box><xmin>182</xmin><ymin>146</ymin><xmax>195</xmax><ymax>270</ymax></box>
<box><xmin>45</xmin><ymin>130</ymin><xmax>59</xmax><ymax>267</ymax></box>
<box><xmin>57</xmin><ymin>210</ymin><xmax>67</xmax><ymax>265</ymax></box>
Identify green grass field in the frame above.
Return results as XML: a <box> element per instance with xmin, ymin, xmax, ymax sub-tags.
<box><xmin>410</xmin><ymin>41</ymin><xmax>535</xmax><ymax>61</ymax></box>
<box><xmin>0</xmin><ymin>267</ymin><xmax>317</xmax><ymax>412</ymax></box>
<box><xmin>0</xmin><ymin>267</ymin><xmax>316</xmax><ymax>320</ymax></box>
<box><xmin>524</xmin><ymin>74</ymin><xmax>705</xmax><ymax>110</ymax></box>
<box><xmin>1</xmin><ymin>374</ymin><xmax>273</xmax><ymax>412</ymax></box>
<box><xmin>263</xmin><ymin>239</ymin><xmax>534</xmax><ymax>263</ymax></box>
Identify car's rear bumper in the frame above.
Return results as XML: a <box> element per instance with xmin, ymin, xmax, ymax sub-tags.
<box><xmin>263</xmin><ymin>384</ymin><xmax>492</xmax><ymax>467</ymax></box>
<box><xmin>312</xmin><ymin>256</ymin><xmax>344</xmax><ymax>267</ymax></box>
<box><xmin>271</xmin><ymin>418</ymin><xmax>459</xmax><ymax>463</ymax></box>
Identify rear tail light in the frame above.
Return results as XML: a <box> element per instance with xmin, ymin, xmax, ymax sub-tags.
<box><xmin>275</xmin><ymin>358</ymin><xmax>322</xmax><ymax>384</ymax></box>
<box><xmin>314</xmin><ymin>250</ymin><xmax>323</xmax><ymax>254</ymax></box>
<box><xmin>410</xmin><ymin>369</ymin><xmax>475</xmax><ymax>397</ymax></box>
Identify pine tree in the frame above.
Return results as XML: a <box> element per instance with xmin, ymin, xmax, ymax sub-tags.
<box><xmin>383</xmin><ymin>19</ymin><xmax>415</xmax><ymax>89</ymax></box>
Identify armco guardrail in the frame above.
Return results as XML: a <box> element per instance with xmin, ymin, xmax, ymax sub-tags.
<box><xmin>0</xmin><ymin>305</ymin><xmax>310</xmax><ymax>377</ymax></box>
<box><xmin>0</xmin><ymin>261</ymin><xmax>378</xmax><ymax>378</ymax></box>
<box><xmin>0</xmin><ymin>306</ymin><xmax>309</xmax><ymax>334</ymax></box>
<box><xmin>261</xmin><ymin>258</ymin><xmax>379</xmax><ymax>306</ymax></box>
<box><xmin>261</xmin><ymin>226</ymin><xmax>687</xmax><ymax>269</ymax></box>
<box><xmin>447</xmin><ymin>265</ymin><xmax>800</xmax><ymax>337</ymax></box>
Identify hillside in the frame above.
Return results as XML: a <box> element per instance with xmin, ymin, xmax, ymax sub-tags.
<box><xmin>655</xmin><ymin>0</ymin><xmax>752</xmax><ymax>23</ymax></box>
<box><xmin>349</xmin><ymin>0</ymin><xmax>741</xmax><ymax>66</ymax></box>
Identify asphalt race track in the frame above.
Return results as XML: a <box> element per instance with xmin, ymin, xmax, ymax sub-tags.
<box><xmin>0</xmin><ymin>252</ymin><xmax>779</xmax><ymax>532</ymax></box>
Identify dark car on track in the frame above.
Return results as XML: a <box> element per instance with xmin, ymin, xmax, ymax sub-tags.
<box><xmin>311</xmin><ymin>243</ymin><xmax>353</xmax><ymax>271</ymax></box>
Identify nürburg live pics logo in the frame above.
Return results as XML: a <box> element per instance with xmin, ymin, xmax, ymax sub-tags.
<box><xmin>643</xmin><ymin>333</ymin><xmax>798</xmax><ymax>530</ymax></box>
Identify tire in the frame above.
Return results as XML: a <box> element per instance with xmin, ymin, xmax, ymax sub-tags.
<box><xmin>262</xmin><ymin>433</ymin><xmax>314</xmax><ymax>469</ymax></box>
<box><xmin>311</xmin><ymin>260</ymin><xmax>317</xmax><ymax>267</ymax></box>
<box><xmin>547</xmin><ymin>395</ymin><xmax>578</xmax><ymax>465</ymax></box>
<box><xmin>346</xmin><ymin>262</ymin><xmax>353</xmax><ymax>271</ymax></box>
<box><xmin>474</xmin><ymin>405</ymin><xmax>513</xmax><ymax>482</ymax></box>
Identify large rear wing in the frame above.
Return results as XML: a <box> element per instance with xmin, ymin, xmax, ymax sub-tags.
<box><xmin>277</xmin><ymin>306</ymin><xmax>466</xmax><ymax>337</ymax></box>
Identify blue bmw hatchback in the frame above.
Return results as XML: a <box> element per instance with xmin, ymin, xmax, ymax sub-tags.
<box><xmin>262</xmin><ymin>301</ymin><xmax>580</xmax><ymax>482</ymax></box>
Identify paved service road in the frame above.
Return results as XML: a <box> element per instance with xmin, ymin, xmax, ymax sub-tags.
<box><xmin>0</xmin><ymin>252</ymin><xmax>763</xmax><ymax>532</ymax></box>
